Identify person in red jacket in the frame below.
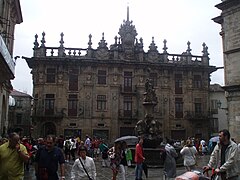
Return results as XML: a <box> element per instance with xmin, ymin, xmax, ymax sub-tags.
<box><xmin>134</xmin><ymin>136</ymin><xmax>145</xmax><ymax>180</ymax></box>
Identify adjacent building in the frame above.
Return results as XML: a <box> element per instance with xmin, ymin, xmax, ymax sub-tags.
<box><xmin>0</xmin><ymin>0</ymin><xmax>23</xmax><ymax>137</ymax></box>
<box><xmin>8</xmin><ymin>89</ymin><xmax>33</xmax><ymax>137</ymax></box>
<box><xmin>24</xmin><ymin>9</ymin><xmax>217</xmax><ymax>141</ymax></box>
<box><xmin>213</xmin><ymin>0</ymin><xmax>240</xmax><ymax>142</ymax></box>
<box><xmin>209</xmin><ymin>84</ymin><xmax>228</xmax><ymax>134</ymax></box>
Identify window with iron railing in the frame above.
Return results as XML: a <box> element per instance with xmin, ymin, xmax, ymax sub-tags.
<box><xmin>194</xmin><ymin>98</ymin><xmax>202</xmax><ymax>114</ymax></box>
<box><xmin>97</xmin><ymin>95</ymin><xmax>107</xmax><ymax>111</ymax></box>
<box><xmin>175</xmin><ymin>74</ymin><xmax>183</xmax><ymax>94</ymax></box>
<box><xmin>193</xmin><ymin>75</ymin><xmax>202</xmax><ymax>88</ymax></box>
<box><xmin>45</xmin><ymin>94</ymin><xmax>55</xmax><ymax>115</ymax></box>
<box><xmin>124</xmin><ymin>71</ymin><xmax>132</xmax><ymax>92</ymax></box>
<box><xmin>69</xmin><ymin>68</ymin><xmax>79</xmax><ymax>91</ymax></box>
<box><xmin>98</xmin><ymin>70</ymin><xmax>106</xmax><ymax>85</ymax></box>
<box><xmin>175</xmin><ymin>98</ymin><xmax>183</xmax><ymax>118</ymax></box>
<box><xmin>124</xmin><ymin>96</ymin><xmax>132</xmax><ymax>117</ymax></box>
<box><xmin>46</xmin><ymin>68</ymin><xmax>56</xmax><ymax>83</ymax></box>
<box><xmin>68</xmin><ymin>94</ymin><xmax>78</xmax><ymax>116</ymax></box>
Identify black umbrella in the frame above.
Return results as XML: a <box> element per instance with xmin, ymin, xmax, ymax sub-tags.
<box><xmin>114</xmin><ymin>136</ymin><xmax>138</xmax><ymax>145</ymax></box>
<box><xmin>142</xmin><ymin>162</ymin><xmax>148</xmax><ymax>178</ymax></box>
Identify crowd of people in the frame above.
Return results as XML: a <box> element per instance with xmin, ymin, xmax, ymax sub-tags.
<box><xmin>0</xmin><ymin>129</ymin><xmax>239</xmax><ymax>180</ymax></box>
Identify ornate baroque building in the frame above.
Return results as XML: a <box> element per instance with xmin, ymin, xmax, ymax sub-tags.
<box><xmin>213</xmin><ymin>0</ymin><xmax>240</xmax><ymax>142</ymax></box>
<box><xmin>25</xmin><ymin>9</ymin><xmax>217</xmax><ymax>141</ymax></box>
<box><xmin>0</xmin><ymin>0</ymin><xmax>22</xmax><ymax>137</ymax></box>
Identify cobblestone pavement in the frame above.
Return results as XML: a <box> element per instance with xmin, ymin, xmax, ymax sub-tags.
<box><xmin>24</xmin><ymin>155</ymin><xmax>210</xmax><ymax>180</ymax></box>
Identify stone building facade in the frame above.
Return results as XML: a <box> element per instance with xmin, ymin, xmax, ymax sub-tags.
<box><xmin>0</xmin><ymin>0</ymin><xmax>22</xmax><ymax>137</ymax></box>
<box><xmin>8</xmin><ymin>89</ymin><xmax>33</xmax><ymax>137</ymax></box>
<box><xmin>213</xmin><ymin>0</ymin><xmax>240</xmax><ymax>142</ymax></box>
<box><xmin>25</xmin><ymin>10</ymin><xmax>217</xmax><ymax>142</ymax></box>
<box><xmin>209</xmin><ymin>84</ymin><xmax>228</xmax><ymax>133</ymax></box>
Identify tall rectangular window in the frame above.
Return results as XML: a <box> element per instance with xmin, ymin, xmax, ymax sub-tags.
<box><xmin>46</xmin><ymin>68</ymin><xmax>56</xmax><ymax>83</ymax></box>
<box><xmin>124</xmin><ymin>96</ymin><xmax>132</xmax><ymax>117</ymax></box>
<box><xmin>97</xmin><ymin>95</ymin><xmax>107</xmax><ymax>111</ymax></box>
<box><xmin>68</xmin><ymin>94</ymin><xmax>78</xmax><ymax>116</ymax></box>
<box><xmin>69</xmin><ymin>68</ymin><xmax>79</xmax><ymax>91</ymax></box>
<box><xmin>150</xmin><ymin>73</ymin><xmax>157</xmax><ymax>87</ymax></box>
<box><xmin>98</xmin><ymin>70</ymin><xmax>106</xmax><ymax>84</ymax></box>
<box><xmin>194</xmin><ymin>98</ymin><xmax>202</xmax><ymax>114</ymax></box>
<box><xmin>16</xmin><ymin>113</ymin><xmax>22</xmax><ymax>124</ymax></box>
<box><xmin>211</xmin><ymin>99</ymin><xmax>218</xmax><ymax>114</ymax></box>
<box><xmin>45</xmin><ymin>94</ymin><xmax>55</xmax><ymax>115</ymax></box>
<box><xmin>193</xmin><ymin>75</ymin><xmax>202</xmax><ymax>88</ymax></box>
<box><xmin>16</xmin><ymin>100</ymin><xmax>22</xmax><ymax>108</ymax></box>
<box><xmin>175</xmin><ymin>98</ymin><xmax>183</xmax><ymax>118</ymax></box>
<box><xmin>124</xmin><ymin>71</ymin><xmax>132</xmax><ymax>92</ymax></box>
<box><xmin>175</xmin><ymin>74</ymin><xmax>182</xmax><ymax>94</ymax></box>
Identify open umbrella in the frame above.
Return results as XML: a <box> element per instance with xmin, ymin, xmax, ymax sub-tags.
<box><xmin>114</xmin><ymin>135</ymin><xmax>138</xmax><ymax>145</ymax></box>
<box><xmin>209</xmin><ymin>136</ymin><xmax>219</xmax><ymax>143</ymax></box>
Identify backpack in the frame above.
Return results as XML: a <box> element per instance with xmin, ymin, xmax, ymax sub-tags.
<box><xmin>65</xmin><ymin>140</ymin><xmax>71</xmax><ymax>150</ymax></box>
<box><xmin>159</xmin><ymin>148</ymin><xmax>167</xmax><ymax>163</ymax></box>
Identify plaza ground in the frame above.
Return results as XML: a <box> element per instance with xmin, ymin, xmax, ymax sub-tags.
<box><xmin>24</xmin><ymin>155</ymin><xmax>210</xmax><ymax>180</ymax></box>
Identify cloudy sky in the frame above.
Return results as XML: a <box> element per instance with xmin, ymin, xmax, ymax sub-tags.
<box><xmin>12</xmin><ymin>0</ymin><xmax>223</xmax><ymax>95</ymax></box>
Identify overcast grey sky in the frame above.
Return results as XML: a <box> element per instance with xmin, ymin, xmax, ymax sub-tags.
<box><xmin>12</xmin><ymin>0</ymin><xmax>223</xmax><ymax>95</ymax></box>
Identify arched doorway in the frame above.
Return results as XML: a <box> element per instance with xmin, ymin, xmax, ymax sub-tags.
<box><xmin>42</xmin><ymin>122</ymin><xmax>56</xmax><ymax>136</ymax></box>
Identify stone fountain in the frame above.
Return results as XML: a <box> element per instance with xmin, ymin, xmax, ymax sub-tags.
<box><xmin>135</xmin><ymin>78</ymin><xmax>162</xmax><ymax>148</ymax></box>
<box><xmin>134</xmin><ymin>78</ymin><xmax>164</xmax><ymax>166</ymax></box>
<box><xmin>133</xmin><ymin>78</ymin><xmax>183</xmax><ymax>167</ymax></box>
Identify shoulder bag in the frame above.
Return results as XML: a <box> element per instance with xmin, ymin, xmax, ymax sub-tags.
<box><xmin>79</xmin><ymin>157</ymin><xmax>93</xmax><ymax>180</ymax></box>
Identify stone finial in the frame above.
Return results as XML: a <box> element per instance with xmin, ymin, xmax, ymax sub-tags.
<box><xmin>202</xmin><ymin>42</ymin><xmax>209</xmax><ymax>56</ymax></box>
<box><xmin>148</xmin><ymin>36</ymin><xmax>158</xmax><ymax>51</ymax></box>
<box><xmin>127</xmin><ymin>5</ymin><xmax>129</xmax><ymax>22</ymax></box>
<box><xmin>88</xmin><ymin>34</ymin><xmax>92</xmax><ymax>49</ymax></box>
<box><xmin>118</xmin><ymin>37</ymin><xmax>121</xmax><ymax>44</ymax></box>
<box><xmin>114</xmin><ymin>36</ymin><xmax>118</xmax><ymax>45</ymax></box>
<box><xmin>163</xmin><ymin>39</ymin><xmax>168</xmax><ymax>53</ymax></box>
<box><xmin>140</xmin><ymin>37</ymin><xmax>143</xmax><ymax>45</ymax></box>
<box><xmin>59</xmin><ymin>32</ymin><xmax>64</xmax><ymax>48</ymax></box>
<box><xmin>139</xmin><ymin>37</ymin><xmax>143</xmax><ymax>51</ymax></box>
<box><xmin>33</xmin><ymin>34</ymin><xmax>39</xmax><ymax>49</ymax></box>
<box><xmin>40</xmin><ymin>32</ymin><xmax>46</xmax><ymax>47</ymax></box>
<box><xmin>186</xmin><ymin>41</ymin><xmax>192</xmax><ymax>54</ymax></box>
<box><xmin>135</xmin><ymin>38</ymin><xmax>138</xmax><ymax>45</ymax></box>
<box><xmin>102</xmin><ymin>32</ymin><xmax>104</xmax><ymax>40</ymax></box>
<box><xmin>97</xmin><ymin>32</ymin><xmax>108</xmax><ymax>49</ymax></box>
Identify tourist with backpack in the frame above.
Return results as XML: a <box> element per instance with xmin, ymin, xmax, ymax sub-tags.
<box><xmin>63</xmin><ymin>137</ymin><xmax>71</xmax><ymax>162</ymax></box>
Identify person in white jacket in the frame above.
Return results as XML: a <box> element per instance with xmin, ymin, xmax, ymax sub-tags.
<box><xmin>71</xmin><ymin>145</ymin><xmax>96</xmax><ymax>180</ymax></box>
<box><xmin>180</xmin><ymin>139</ymin><xmax>198</xmax><ymax>171</ymax></box>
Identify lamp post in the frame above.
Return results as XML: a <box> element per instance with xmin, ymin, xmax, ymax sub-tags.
<box><xmin>217</xmin><ymin>100</ymin><xmax>228</xmax><ymax>111</ymax></box>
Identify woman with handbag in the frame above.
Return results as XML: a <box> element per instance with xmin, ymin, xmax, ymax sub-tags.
<box><xmin>180</xmin><ymin>139</ymin><xmax>198</xmax><ymax>171</ymax></box>
<box><xmin>71</xmin><ymin>145</ymin><xmax>96</xmax><ymax>180</ymax></box>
